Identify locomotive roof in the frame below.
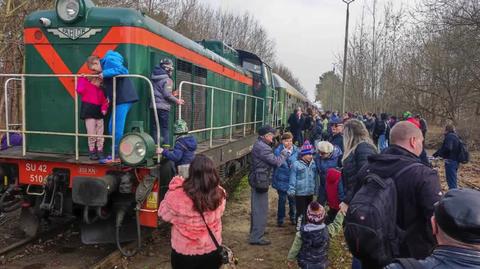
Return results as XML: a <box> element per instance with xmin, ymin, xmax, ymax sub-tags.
<box><xmin>25</xmin><ymin>6</ymin><xmax>251</xmax><ymax>78</ymax></box>
<box><xmin>273</xmin><ymin>73</ymin><xmax>308</xmax><ymax>102</ymax></box>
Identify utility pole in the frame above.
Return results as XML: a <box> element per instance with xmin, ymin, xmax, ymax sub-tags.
<box><xmin>341</xmin><ymin>0</ymin><xmax>355</xmax><ymax>114</ymax></box>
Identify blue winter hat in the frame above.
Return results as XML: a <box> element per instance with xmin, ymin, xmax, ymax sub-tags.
<box><xmin>300</xmin><ymin>140</ymin><xmax>315</xmax><ymax>156</ymax></box>
<box><xmin>330</xmin><ymin>117</ymin><xmax>343</xmax><ymax>125</ymax></box>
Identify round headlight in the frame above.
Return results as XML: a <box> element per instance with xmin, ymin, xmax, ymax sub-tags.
<box><xmin>119</xmin><ymin>132</ymin><xmax>155</xmax><ymax>166</ymax></box>
<box><xmin>56</xmin><ymin>0</ymin><xmax>81</xmax><ymax>22</ymax></box>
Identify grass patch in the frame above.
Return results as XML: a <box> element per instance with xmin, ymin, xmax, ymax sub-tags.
<box><xmin>328</xmin><ymin>233</ymin><xmax>353</xmax><ymax>269</ymax></box>
<box><xmin>230</xmin><ymin>175</ymin><xmax>249</xmax><ymax>200</ymax></box>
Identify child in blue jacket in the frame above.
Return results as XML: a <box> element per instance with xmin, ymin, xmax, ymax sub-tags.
<box><xmin>272</xmin><ymin>132</ymin><xmax>298</xmax><ymax>226</ymax></box>
<box><xmin>157</xmin><ymin>119</ymin><xmax>197</xmax><ymax>169</ymax></box>
<box><xmin>288</xmin><ymin>140</ymin><xmax>318</xmax><ymax>224</ymax></box>
<box><xmin>88</xmin><ymin>51</ymin><xmax>138</xmax><ymax>161</ymax></box>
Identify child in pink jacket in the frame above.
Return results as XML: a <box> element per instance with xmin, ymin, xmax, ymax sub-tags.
<box><xmin>158</xmin><ymin>154</ymin><xmax>226</xmax><ymax>269</ymax></box>
<box><xmin>77</xmin><ymin>56</ymin><xmax>109</xmax><ymax>162</ymax></box>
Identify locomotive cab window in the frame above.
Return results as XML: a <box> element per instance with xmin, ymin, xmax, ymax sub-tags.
<box><xmin>243</xmin><ymin>60</ymin><xmax>261</xmax><ymax>74</ymax></box>
<box><xmin>262</xmin><ymin>64</ymin><xmax>272</xmax><ymax>86</ymax></box>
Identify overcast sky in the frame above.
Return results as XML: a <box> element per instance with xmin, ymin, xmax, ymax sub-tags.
<box><xmin>200</xmin><ymin>0</ymin><xmax>417</xmax><ymax>100</ymax></box>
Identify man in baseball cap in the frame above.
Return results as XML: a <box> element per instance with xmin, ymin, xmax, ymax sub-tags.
<box><xmin>249</xmin><ymin>125</ymin><xmax>288</xmax><ymax>245</ymax></box>
<box><xmin>385</xmin><ymin>188</ymin><xmax>480</xmax><ymax>269</ymax></box>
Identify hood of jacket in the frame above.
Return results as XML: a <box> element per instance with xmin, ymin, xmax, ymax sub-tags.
<box><xmin>101</xmin><ymin>50</ymin><xmax>124</xmax><ymax>67</ymax></box>
<box><xmin>302</xmin><ymin>223</ymin><xmax>326</xmax><ymax>232</ymax></box>
<box><xmin>176</xmin><ymin>135</ymin><xmax>197</xmax><ymax>151</ymax></box>
<box><xmin>328</xmin><ymin>145</ymin><xmax>342</xmax><ymax>160</ymax></box>
<box><xmin>366</xmin><ymin>145</ymin><xmax>422</xmax><ymax>178</ymax></box>
<box><xmin>151</xmin><ymin>64</ymin><xmax>170</xmax><ymax>80</ymax></box>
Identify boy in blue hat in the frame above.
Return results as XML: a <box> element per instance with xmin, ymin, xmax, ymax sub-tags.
<box><xmin>288</xmin><ymin>140</ymin><xmax>318</xmax><ymax>225</ymax></box>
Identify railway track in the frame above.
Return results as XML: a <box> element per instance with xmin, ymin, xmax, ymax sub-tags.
<box><xmin>90</xmin><ymin>166</ymin><xmax>250</xmax><ymax>269</ymax></box>
<box><xmin>0</xmin><ymin>166</ymin><xmax>249</xmax><ymax>268</ymax></box>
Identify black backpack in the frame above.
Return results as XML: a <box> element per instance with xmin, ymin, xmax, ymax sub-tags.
<box><xmin>344</xmin><ymin>163</ymin><xmax>423</xmax><ymax>267</ymax></box>
<box><xmin>393</xmin><ymin>258</ymin><xmax>424</xmax><ymax>269</ymax></box>
<box><xmin>456</xmin><ymin>135</ymin><xmax>469</xmax><ymax>164</ymax></box>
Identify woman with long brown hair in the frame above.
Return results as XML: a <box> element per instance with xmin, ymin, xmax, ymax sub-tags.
<box><xmin>158</xmin><ymin>154</ymin><xmax>227</xmax><ymax>269</ymax></box>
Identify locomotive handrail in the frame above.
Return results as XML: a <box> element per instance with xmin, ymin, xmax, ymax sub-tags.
<box><xmin>177</xmin><ymin>81</ymin><xmax>265</xmax><ymax>148</ymax></box>
<box><xmin>0</xmin><ymin>74</ymin><xmax>160</xmax><ymax>162</ymax></box>
<box><xmin>3</xmin><ymin>78</ymin><xmax>21</xmax><ymax>147</ymax></box>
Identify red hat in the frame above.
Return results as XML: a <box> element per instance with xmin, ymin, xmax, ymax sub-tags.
<box><xmin>307</xmin><ymin>201</ymin><xmax>326</xmax><ymax>224</ymax></box>
<box><xmin>406</xmin><ymin>118</ymin><xmax>421</xmax><ymax>129</ymax></box>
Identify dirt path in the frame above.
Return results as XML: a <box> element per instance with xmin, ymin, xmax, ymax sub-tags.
<box><xmin>126</xmin><ymin>152</ymin><xmax>480</xmax><ymax>269</ymax></box>
<box><xmin>126</xmin><ymin>178</ymin><xmax>352</xmax><ymax>269</ymax></box>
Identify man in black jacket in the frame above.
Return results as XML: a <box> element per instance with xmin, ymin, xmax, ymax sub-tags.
<box><xmin>288</xmin><ymin>108</ymin><xmax>305</xmax><ymax>146</ymax></box>
<box><xmin>433</xmin><ymin>123</ymin><xmax>461</xmax><ymax>189</ymax></box>
<box><xmin>355</xmin><ymin>121</ymin><xmax>442</xmax><ymax>261</ymax></box>
<box><xmin>385</xmin><ymin>188</ymin><xmax>480</xmax><ymax>269</ymax></box>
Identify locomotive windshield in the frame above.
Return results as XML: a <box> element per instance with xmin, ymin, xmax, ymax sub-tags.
<box><xmin>243</xmin><ymin>60</ymin><xmax>261</xmax><ymax>74</ymax></box>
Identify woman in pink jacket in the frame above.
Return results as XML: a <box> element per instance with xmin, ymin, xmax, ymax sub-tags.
<box><xmin>158</xmin><ymin>154</ymin><xmax>227</xmax><ymax>269</ymax></box>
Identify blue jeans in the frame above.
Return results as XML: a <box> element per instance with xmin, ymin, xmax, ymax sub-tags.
<box><xmin>378</xmin><ymin>134</ymin><xmax>388</xmax><ymax>152</ymax></box>
<box><xmin>277</xmin><ymin>190</ymin><xmax>295</xmax><ymax>224</ymax></box>
<box><xmin>445</xmin><ymin>159</ymin><xmax>458</xmax><ymax>189</ymax></box>
<box><xmin>108</xmin><ymin>102</ymin><xmax>133</xmax><ymax>152</ymax></box>
<box><xmin>151</xmin><ymin>109</ymin><xmax>170</xmax><ymax>146</ymax></box>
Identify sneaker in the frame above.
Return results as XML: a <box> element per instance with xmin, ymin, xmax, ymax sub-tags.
<box><xmin>97</xmin><ymin>151</ymin><xmax>106</xmax><ymax>163</ymax></box>
<box><xmin>249</xmin><ymin>238</ymin><xmax>271</xmax><ymax>246</ymax></box>
<box><xmin>89</xmin><ymin>150</ymin><xmax>99</xmax><ymax>160</ymax></box>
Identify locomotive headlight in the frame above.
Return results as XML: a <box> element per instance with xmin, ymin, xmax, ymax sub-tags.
<box><xmin>56</xmin><ymin>0</ymin><xmax>81</xmax><ymax>23</ymax></box>
<box><xmin>119</xmin><ymin>132</ymin><xmax>155</xmax><ymax>166</ymax></box>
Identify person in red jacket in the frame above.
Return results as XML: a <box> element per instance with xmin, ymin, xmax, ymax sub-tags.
<box><xmin>325</xmin><ymin>168</ymin><xmax>344</xmax><ymax>224</ymax></box>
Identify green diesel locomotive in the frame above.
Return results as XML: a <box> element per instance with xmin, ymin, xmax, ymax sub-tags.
<box><xmin>0</xmin><ymin>0</ymin><xmax>309</xmax><ymax>254</ymax></box>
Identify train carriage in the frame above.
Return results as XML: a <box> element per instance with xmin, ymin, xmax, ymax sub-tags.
<box><xmin>273</xmin><ymin>73</ymin><xmax>309</xmax><ymax>126</ymax></box>
<box><xmin>0</xmin><ymin>0</ymin><xmax>308</xmax><ymax>254</ymax></box>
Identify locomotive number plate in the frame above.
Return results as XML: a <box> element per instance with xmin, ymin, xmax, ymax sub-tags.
<box><xmin>25</xmin><ymin>162</ymin><xmax>50</xmax><ymax>184</ymax></box>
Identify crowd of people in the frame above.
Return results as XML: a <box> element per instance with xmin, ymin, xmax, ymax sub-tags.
<box><xmin>249</xmin><ymin>107</ymin><xmax>478</xmax><ymax>269</ymax></box>
<box><xmin>76</xmin><ymin>51</ymin><xmax>477</xmax><ymax>269</ymax></box>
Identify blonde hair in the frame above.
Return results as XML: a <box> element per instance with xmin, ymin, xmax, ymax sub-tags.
<box><xmin>342</xmin><ymin>119</ymin><xmax>377</xmax><ymax>162</ymax></box>
<box><xmin>86</xmin><ymin>55</ymin><xmax>100</xmax><ymax>66</ymax></box>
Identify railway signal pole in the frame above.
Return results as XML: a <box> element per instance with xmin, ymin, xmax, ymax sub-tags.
<box><xmin>341</xmin><ymin>0</ymin><xmax>355</xmax><ymax>114</ymax></box>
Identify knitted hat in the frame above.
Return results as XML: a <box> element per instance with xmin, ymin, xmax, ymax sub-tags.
<box><xmin>300</xmin><ymin>140</ymin><xmax>315</xmax><ymax>156</ymax></box>
<box><xmin>403</xmin><ymin>111</ymin><xmax>412</xmax><ymax>119</ymax></box>
<box><xmin>316</xmin><ymin>141</ymin><xmax>334</xmax><ymax>154</ymax></box>
<box><xmin>307</xmin><ymin>201</ymin><xmax>326</xmax><ymax>224</ymax></box>
<box><xmin>174</xmin><ymin>119</ymin><xmax>189</xmax><ymax>134</ymax></box>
